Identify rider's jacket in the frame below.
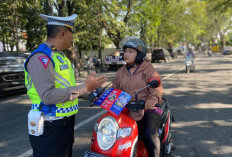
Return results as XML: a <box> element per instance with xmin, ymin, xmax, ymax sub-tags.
<box><xmin>185</xmin><ymin>51</ymin><xmax>195</xmax><ymax>58</ymax></box>
<box><xmin>112</xmin><ymin>59</ymin><xmax>163</xmax><ymax>103</ymax></box>
<box><xmin>24</xmin><ymin>43</ymin><xmax>78</xmax><ymax>117</ymax></box>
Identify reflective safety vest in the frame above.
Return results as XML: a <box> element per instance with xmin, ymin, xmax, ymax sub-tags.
<box><xmin>24</xmin><ymin>43</ymin><xmax>78</xmax><ymax>117</ymax></box>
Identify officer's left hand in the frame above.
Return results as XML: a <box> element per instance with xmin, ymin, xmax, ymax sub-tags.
<box><xmin>85</xmin><ymin>71</ymin><xmax>107</xmax><ymax>91</ymax></box>
<box><xmin>145</xmin><ymin>99</ymin><xmax>158</xmax><ymax>110</ymax></box>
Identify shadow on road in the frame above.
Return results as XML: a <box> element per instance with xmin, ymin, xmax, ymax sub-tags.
<box><xmin>162</xmin><ymin>55</ymin><xmax>232</xmax><ymax>156</ymax></box>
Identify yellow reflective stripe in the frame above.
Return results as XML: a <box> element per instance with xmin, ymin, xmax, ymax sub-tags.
<box><xmin>25</xmin><ymin>74</ymin><xmax>30</xmax><ymax>87</ymax></box>
<box><xmin>26</xmin><ymin>74</ymin><xmax>33</xmax><ymax>90</ymax></box>
<box><xmin>54</xmin><ymin>71</ymin><xmax>70</xmax><ymax>86</ymax></box>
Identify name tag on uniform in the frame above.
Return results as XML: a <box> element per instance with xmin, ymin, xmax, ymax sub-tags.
<box><xmin>60</xmin><ymin>64</ymin><xmax>69</xmax><ymax>70</ymax></box>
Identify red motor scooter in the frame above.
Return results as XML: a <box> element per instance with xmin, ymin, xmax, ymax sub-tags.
<box><xmin>84</xmin><ymin>78</ymin><xmax>175</xmax><ymax>157</ymax></box>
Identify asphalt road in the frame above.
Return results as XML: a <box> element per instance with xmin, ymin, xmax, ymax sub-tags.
<box><xmin>0</xmin><ymin>52</ymin><xmax>231</xmax><ymax>157</ymax></box>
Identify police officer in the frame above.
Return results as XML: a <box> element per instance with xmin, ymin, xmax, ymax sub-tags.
<box><xmin>24</xmin><ymin>14</ymin><xmax>106</xmax><ymax>157</ymax></box>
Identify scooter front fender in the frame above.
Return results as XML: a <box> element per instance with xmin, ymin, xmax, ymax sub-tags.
<box><xmin>90</xmin><ymin>111</ymin><xmax>139</xmax><ymax>157</ymax></box>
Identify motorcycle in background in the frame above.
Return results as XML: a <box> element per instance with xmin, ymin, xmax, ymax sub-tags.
<box><xmin>84</xmin><ymin>78</ymin><xmax>175</xmax><ymax>157</ymax></box>
<box><xmin>207</xmin><ymin>49</ymin><xmax>212</xmax><ymax>57</ymax></box>
<box><xmin>185</xmin><ymin>55</ymin><xmax>195</xmax><ymax>73</ymax></box>
<box><xmin>84</xmin><ymin>58</ymin><xmax>95</xmax><ymax>70</ymax></box>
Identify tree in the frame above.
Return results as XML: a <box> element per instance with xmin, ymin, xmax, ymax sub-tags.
<box><xmin>22</xmin><ymin>0</ymin><xmax>47</xmax><ymax>52</ymax></box>
<box><xmin>0</xmin><ymin>0</ymin><xmax>24</xmax><ymax>52</ymax></box>
<box><xmin>203</xmin><ymin>0</ymin><xmax>232</xmax><ymax>50</ymax></box>
<box><xmin>129</xmin><ymin>0</ymin><xmax>161</xmax><ymax>47</ymax></box>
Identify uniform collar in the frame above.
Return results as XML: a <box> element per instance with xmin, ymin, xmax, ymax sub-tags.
<box><xmin>43</xmin><ymin>41</ymin><xmax>64</xmax><ymax>56</ymax></box>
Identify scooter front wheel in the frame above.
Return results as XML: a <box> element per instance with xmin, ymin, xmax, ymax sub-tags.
<box><xmin>186</xmin><ymin>66</ymin><xmax>190</xmax><ymax>73</ymax></box>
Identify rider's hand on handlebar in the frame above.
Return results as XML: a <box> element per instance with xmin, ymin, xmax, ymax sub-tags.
<box><xmin>145</xmin><ymin>99</ymin><xmax>158</xmax><ymax>110</ymax></box>
<box><xmin>85</xmin><ymin>71</ymin><xmax>107</xmax><ymax>91</ymax></box>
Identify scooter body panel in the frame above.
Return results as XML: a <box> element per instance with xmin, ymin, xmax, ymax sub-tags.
<box><xmin>88</xmin><ymin>97</ymin><xmax>174</xmax><ymax>157</ymax></box>
<box><xmin>162</xmin><ymin>110</ymin><xmax>171</xmax><ymax>144</ymax></box>
<box><xmin>136</xmin><ymin>141</ymin><xmax>148</xmax><ymax>157</ymax></box>
<box><xmin>90</xmin><ymin>111</ymin><xmax>142</xmax><ymax>157</ymax></box>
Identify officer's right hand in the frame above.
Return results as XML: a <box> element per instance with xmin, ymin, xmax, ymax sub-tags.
<box><xmin>85</xmin><ymin>71</ymin><xmax>107</xmax><ymax>91</ymax></box>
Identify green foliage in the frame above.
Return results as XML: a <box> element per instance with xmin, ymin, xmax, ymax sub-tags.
<box><xmin>22</xmin><ymin>0</ymin><xmax>47</xmax><ymax>51</ymax></box>
<box><xmin>0</xmin><ymin>0</ymin><xmax>232</xmax><ymax>52</ymax></box>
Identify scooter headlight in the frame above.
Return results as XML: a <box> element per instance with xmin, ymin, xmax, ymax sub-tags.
<box><xmin>97</xmin><ymin>117</ymin><xmax>118</xmax><ymax>150</ymax></box>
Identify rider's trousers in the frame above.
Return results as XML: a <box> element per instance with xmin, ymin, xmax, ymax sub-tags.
<box><xmin>137</xmin><ymin>111</ymin><xmax>162</xmax><ymax>157</ymax></box>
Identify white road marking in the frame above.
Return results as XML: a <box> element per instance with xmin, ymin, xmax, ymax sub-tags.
<box><xmin>163</xmin><ymin>67</ymin><xmax>185</xmax><ymax>81</ymax></box>
<box><xmin>17</xmin><ymin>150</ymin><xmax>32</xmax><ymax>157</ymax></box>
<box><xmin>74</xmin><ymin>110</ymin><xmax>107</xmax><ymax>130</ymax></box>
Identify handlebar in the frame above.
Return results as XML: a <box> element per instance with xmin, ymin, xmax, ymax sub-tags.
<box><xmin>126</xmin><ymin>100</ymin><xmax>145</xmax><ymax>111</ymax></box>
<box><xmin>126</xmin><ymin>100</ymin><xmax>162</xmax><ymax>112</ymax></box>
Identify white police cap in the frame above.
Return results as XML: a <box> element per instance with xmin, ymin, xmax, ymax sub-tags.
<box><xmin>39</xmin><ymin>14</ymin><xmax>77</xmax><ymax>32</ymax></box>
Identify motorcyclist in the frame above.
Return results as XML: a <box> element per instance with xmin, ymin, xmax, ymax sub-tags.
<box><xmin>112</xmin><ymin>37</ymin><xmax>163</xmax><ymax>157</ymax></box>
<box><xmin>185</xmin><ymin>47</ymin><xmax>195</xmax><ymax>69</ymax></box>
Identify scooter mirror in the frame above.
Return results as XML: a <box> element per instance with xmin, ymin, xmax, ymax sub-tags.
<box><xmin>148</xmin><ymin>77</ymin><xmax>161</xmax><ymax>88</ymax></box>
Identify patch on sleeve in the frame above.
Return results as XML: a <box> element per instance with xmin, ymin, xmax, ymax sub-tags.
<box><xmin>38</xmin><ymin>56</ymin><xmax>50</xmax><ymax>69</ymax></box>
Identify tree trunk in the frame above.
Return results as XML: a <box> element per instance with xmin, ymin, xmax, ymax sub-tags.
<box><xmin>55</xmin><ymin>0</ymin><xmax>65</xmax><ymax>16</ymax></box>
<box><xmin>123</xmin><ymin>0</ymin><xmax>133</xmax><ymax>24</ymax></box>
<box><xmin>10</xmin><ymin>44</ymin><xmax>14</xmax><ymax>52</ymax></box>
<box><xmin>207</xmin><ymin>40</ymin><xmax>211</xmax><ymax>53</ymax></box>
<box><xmin>2</xmin><ymin>35</ymin><xmax>6</xmax><ymax>51</ymax></box>
<box><xmin>76</xmin><ymin>43</ymin><xmax>83</xmax><ymax>76</ymax></box>
<box><xmin>220</xmin><ymin>33</ymin><xmax>225</xmax><ymax>52</ymax></box>
<box><xmin>6</xmin><ymin>37</ymin><xmax>9</xmax><ymax>52</ymax></box>
<box><xmin>67</xmin><ymin>0</ymin><xmax>75</xmax><ymax>15</ymax></box>
<box><xmin>157</xmin><ymin>26</ymin><xmax>160</xmax><ymax>47</ymax></box>
<box><xmin>101</xmin><ymin>0</ymin><xmax>133</xmax><ymax>49</ymax></box>
<box><xmin>15</xmin><ymin>17</ymin><xmax>20</xmax><ymax>53</ymax></box>
<box><xmin>66</xmin><ymin>0</ymin><xmax>78</xmax><ymax>74</ymax></box>
<box><xmin>98</xmin><ymin>36</ymin><xmax>103</xmax><ymax>68</ymax></box>
<box><xmin>12</xmin><ymin>1</ymin><xmax>20</xmax><ymax>53</ymax></box>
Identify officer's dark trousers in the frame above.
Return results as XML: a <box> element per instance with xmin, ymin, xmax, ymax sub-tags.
<box><xmin>29</xmin><ymin>115</ymin><xmax>75</xmax><ymax>157</ymax></box>
<box><xmin>137</xmin><ymin>111</ymin><xmax>161</xmax><ymax>157</ymax></box>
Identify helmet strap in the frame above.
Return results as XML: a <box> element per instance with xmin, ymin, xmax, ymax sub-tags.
<box><xmin>126</xmin><ymin>63</ymin><xmax>137</xmax><ymax>70</ymax></box>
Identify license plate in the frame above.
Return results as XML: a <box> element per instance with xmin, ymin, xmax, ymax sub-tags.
<box><xmin>84</xmin><ymin>151</ymin><xmax>107</xmax><ymax>157</ymax></box>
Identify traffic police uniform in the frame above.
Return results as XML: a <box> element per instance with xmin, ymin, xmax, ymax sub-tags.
<box><xmin>24</xmin><ymin>14</ymin><xmax>86</xmax><ymax>157</ymax></box>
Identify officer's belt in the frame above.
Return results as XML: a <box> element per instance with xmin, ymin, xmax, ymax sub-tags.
<box><xmin>39</xmin><ymin>104</ymin><xmax>65</xmax><ymax>121</ymax></box>
<box><xmin>39</xmin><ymin>104</ymin><xmax>57</xmax><ymax>116</ymax></box>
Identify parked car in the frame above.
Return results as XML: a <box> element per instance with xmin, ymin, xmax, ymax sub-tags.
<box><xmin>221</xmin><ymin>46</ymin><xmax>232</xmax><ymax>55</ymax></box>
<box><xmin>0</xmin><ymin>52</ymin><xmax>28</xmax><ymax>94</ymax></box>
<box><xmin>167</xmin><ymin>48</ymin><xmax>177</xmax><ymax>59</ymax></box>
<box><xmin>151</xmin><ymin>48</ymin><xmax>171</xmax><ymax>63</ymax></box>
<box><xmin>105</xmin><ymin>49</ymin><xmax>126</xmax><ymax>70</ymax></box>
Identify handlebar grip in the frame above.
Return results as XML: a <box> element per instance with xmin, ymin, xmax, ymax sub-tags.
<box><xmin>126</xmin><ymin>100</ymin><xmax>145</xmax><ymax>111</ymax></box>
